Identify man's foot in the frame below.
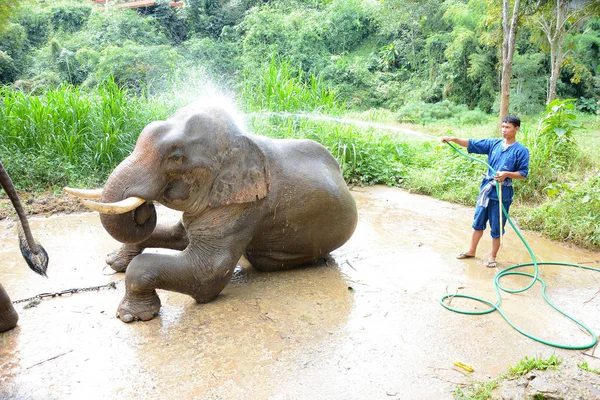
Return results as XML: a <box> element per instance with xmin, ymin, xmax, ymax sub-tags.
<box><xmin>456</xmin><ymin>252</ymin><xmax>475</xmax><ymax>259</ymax></box>
<box><xmin>484</xmin><ymin>259</ymin><xmax>497</xmax><ymax>268</ymax></box>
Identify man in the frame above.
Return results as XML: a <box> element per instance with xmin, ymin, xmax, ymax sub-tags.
<box><xmin>441</xmin><ymin>115</ymin><xmax>530</xmax><ymax>268</ymax></box>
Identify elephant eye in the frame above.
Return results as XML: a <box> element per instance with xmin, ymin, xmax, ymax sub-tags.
<box><xmin>168</xmin><ymin>153</ymin><xmax>184</xmax><ymax>165</ymax></box>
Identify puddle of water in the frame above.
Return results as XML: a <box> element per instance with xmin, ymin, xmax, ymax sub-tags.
<box><xmin>1</xmin><ymin>186</ymin><xmax>599</xmax><ymax>399</ymax></box>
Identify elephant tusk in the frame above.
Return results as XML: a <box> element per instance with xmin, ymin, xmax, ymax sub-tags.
<box><xmin>63</xmin><ymin>187</ymin><xmax>103</xmax><ymax>199</ymax></box>
<box><xmin>80</xmin><ymin>197</ymin><xmax>147</xmax><ymax>215</ymax></box>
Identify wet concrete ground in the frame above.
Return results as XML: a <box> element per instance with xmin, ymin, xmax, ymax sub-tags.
<box><xmin>1</xmin><ymin>185</ymin><xmax>599</xmax><ymax>399</ymax></box>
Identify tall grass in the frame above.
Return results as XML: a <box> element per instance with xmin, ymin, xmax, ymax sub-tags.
<box><xmin>0</xmin><ymin>78</ymin><xmax>166</xmax><ymax>189</ymax></box>
<box><xmin>242</xmin><ymin>55</ymin><xmax>343</xmax><ymax>114</ymax></box>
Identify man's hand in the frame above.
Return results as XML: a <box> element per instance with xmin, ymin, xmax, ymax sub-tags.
<box><xmin>495</xmin><ymin>171</ymin><xmax>509</xmax><ymax>182</ymax></box>
<box><xmin>441</xmin><ymin>137</ymin><xmax>468</xmax><ymax>148</ymax></box>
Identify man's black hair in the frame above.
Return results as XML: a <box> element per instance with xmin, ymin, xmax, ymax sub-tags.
<box><xmin>502</xmin><ymin>115</ymin><xmax>521</xmax><ymax>127</ymax></box>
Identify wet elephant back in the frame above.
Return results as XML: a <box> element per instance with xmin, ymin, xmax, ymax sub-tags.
<box><xmin>245</xmin><ymin>136</ymin><xmax>357</xmax><ymax>268</ymax></box>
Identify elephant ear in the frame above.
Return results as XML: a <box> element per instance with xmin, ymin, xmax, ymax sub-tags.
<box><xmin>208</xmin><ymin>135</ymin><xmax>270</xmax><ymax>207</ymax></box>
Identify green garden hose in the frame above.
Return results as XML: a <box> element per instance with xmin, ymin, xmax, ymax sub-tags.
<box><xmin>440</xmin><ymin>142</ymin><xmax>600</xmax><ymax>350</ymax></box>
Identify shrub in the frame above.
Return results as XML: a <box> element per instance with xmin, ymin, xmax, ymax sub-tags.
<box><xmin>322</xmin><ymin>0</ymin><xmax>373</xmax><ymax>54</ymax></box>
<box><xmin>395</xmin><ymin>100</ymin><xmax>491</xmax><ymax>126</ymax></box>
<box><xmin>241</xmin><ymin>55</ymin><xmax>342</xmax><ymax>114</ymax></box>
<box><xmin>92</xmin><ymin>43</ymin><xmax>184</xmax><ymax>94</ymax></box>
<box><xmin>83</xmin><ymin>9</ymin><xmax>169</xmax><ymax>49</ymax></box>
<box><xmin>0</xmin><ymin>50</ymin><xmax>17</xmax><ymax>83</ymax></box>
<box><xmin>180</xmin><ymin>37</ymin><xmax>241</xmax><ymax>86</ymax></box>
<box><xmin>50</xmin><ymin>4</ymin><xmax>92</xmax><ymax>33</ymax></box>
<box><xmin>16</xmin><ymin>8</ymin><xmax>53</xmax><ymax>48</ymax></box>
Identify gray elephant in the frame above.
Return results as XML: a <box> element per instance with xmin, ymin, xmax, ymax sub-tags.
<box><xmin>66</xmin><ymin>101</ymin><xmax>357</xmax><ymax>323</ymax></box>
<box><xmin>0</xmin><ymin>162</ymin><xmax>49</xmax><ymax>332</ymax></box>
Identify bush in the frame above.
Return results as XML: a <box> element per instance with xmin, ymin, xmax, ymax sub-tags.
<box><xmin>0</xmin><ymin>50</ymin><xmax>17</xmax><ymax>83</ymax></box>
<box><xmin>16</xmin><ymin>8</ymin><xmax>53</xmax><ymax>48</ymax></box>
<box><xmin>322</xmin><ymin>0</ymin><xmax>373</xmax><ymax>54</ymax></box>
<box><xmin>50</xmin><ymin>4</ymin><xmax>92</xmax><ymax>33</ymax></box>
<box><xmin>395</xmin><ymin>100</ymin><xmax>491</xmax><ymax>126</ymax></box>
<box><xmin>240</xmin><ymin>5</ymin><xmax>330</xmax><ymax>76</ymax></box>
<box><xmin>180</xmin><ymin>37</ymin><xmax>241</xmax><ymax>85</ymax></box>
<box><xmin>92</xmin><ymin>43</ymin><xmax>184</xmax><ymax>94</ymax></box>
<box><xmin>83</xmin><ymin>9</ymin><xmax>169</xmax><ymax>49</ymax></box>
<box><xmin>241</xmin><ymin>55</ymin><xmax>342</xmax><ymax>113</ymax></box>
<box><xmin>576</xmin><ymin>97</ymin><xmax>599</xmax><ymax>114</ymax></box>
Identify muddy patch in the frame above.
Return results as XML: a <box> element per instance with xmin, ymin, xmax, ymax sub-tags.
<box><xmin>0</xmin><ymin>191</ymin><xmax>87</xmax><ymax>220</ymax></box>
<box><xmin>0</xmin><ymin>185</ymin><xmax>599</xmax><ymax>399</ymax></box>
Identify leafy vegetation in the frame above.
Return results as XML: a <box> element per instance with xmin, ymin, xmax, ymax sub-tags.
<box><xmin>506</xmin><ymin>354</ymin><xmax>562</xmax><ymax>377</ymax></box>
<box><xmin>453</xmin><ymin>355</ymin><xmax>563</xmax><ymax>400</ymax></box>
<box><xmin>579</xmin><ymin>361</ymin><xmax>600</xmax><ymax>375</ymax></box>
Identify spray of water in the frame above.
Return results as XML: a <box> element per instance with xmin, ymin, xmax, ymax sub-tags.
<box><xmin>244</xmin><ymin>111</ymin><xmax>438</xmax><ymax>141</ymax></box>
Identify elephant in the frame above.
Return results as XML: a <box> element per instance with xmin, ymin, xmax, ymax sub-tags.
<box><xmin>0</xmin><ymin>161</ymin><xmax>49</xmax><ymax>332</ymax></box>
<box><xmin>65</xmin><ymin>101</ymin><xmax>358</xmax><ymax>323</ymax></box>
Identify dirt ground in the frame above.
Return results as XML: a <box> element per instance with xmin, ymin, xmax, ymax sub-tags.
<box><xmin>1</xmin><ymin>186</ymin><xmax>600</xmax><ymax>399</ymax></box>
<box><xmin>0</xmin><ymin>191</ymin><xmax>87</xmax><ymax>220</ymax></box>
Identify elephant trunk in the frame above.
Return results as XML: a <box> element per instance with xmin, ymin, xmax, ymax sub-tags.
<box><xmin>0</xmin><ymin>161</ymin><xmax>48</xmax><ymax>277</ymax></box>
<box><xmin>99</xmin><ymin>158</ymin><xmax>157</xmax><ymax>244</ymax></box>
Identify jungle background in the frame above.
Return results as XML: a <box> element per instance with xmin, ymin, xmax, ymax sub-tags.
<box><xmin>0</xmin><ymin>0</ymin><xmax>599</xmax><ymax>249</ymax></box>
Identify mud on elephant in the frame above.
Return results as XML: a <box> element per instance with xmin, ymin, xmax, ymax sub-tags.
<box><xmin>0</xmin><ymin>162</ymin><xmax>49</xmax><ymax>332</ymax></box>
<box><xmin>66</xmin><ymin>101</ymin><xmax>357</xmax><ymax>323</ymax></box>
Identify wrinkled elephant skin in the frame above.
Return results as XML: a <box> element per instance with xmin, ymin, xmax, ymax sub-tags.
<box><xmin>84</xmin><ymin>101</ymin><xmax>358</xmax><ymax>323</ymax></box>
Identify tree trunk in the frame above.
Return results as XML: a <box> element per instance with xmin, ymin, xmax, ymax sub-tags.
<box><xmin>498</xmin><ymin>0</ymin><xmax>520</xmax><ymax>132</ymax></box>
<box><xmin>546</xmin><ymin>0</ymin><xmax>564</xmax><ymax>104</ymax></box>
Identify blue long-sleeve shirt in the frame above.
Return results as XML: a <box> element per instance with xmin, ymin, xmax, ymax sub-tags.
<box><xmin>467</xmin><ymin>138</ymin><xmax>530</xmax><ymax>203</ymax></box>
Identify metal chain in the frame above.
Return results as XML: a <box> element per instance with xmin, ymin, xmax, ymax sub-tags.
<box><xmin>12</xmin><ymin>281</ymin><xmax>117</xmax><ymax>304</ymax></box>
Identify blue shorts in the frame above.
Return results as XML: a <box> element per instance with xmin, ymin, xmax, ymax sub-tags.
<box><xmin>472</xmin><ymin>200</ymin><xmax>511</xmax><ymax>239</ymax></box>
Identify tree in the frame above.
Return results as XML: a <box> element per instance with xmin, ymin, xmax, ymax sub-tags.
<box><xmin>0</xmin><ymin>0</ymin><xmax>18</xmax><ymax>32</ymax></box>
<box><xmin>531</xmin><ymin>0</ymin><xmax>600</xmax><ymax>104</ymax></box>
<box><xmin>498</xmin><ymin>0</ymin><xmax>521</xmax><ymax>123</ymax></box>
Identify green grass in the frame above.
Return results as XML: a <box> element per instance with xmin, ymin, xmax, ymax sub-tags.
<box><xmin>578</xmin><ymin>361</ymin><xmax>600</xmax><ymax>375</ymax></box>
<box><xmin>0</xmin><ymin>78</ymin><xmax>167</xmax><ymax>189</ymax></box>
<box><xmin>506</xmin><ymin>355</ymin><xmax>562</xmax><ymax>378</ymax></box>
<box><xmin>454</xmin><ymin>380</ymin><xmax>498</xmax><ymax>400</ymax></box>
<box><xmin>453</xmin><ymin>355</ymin><xmax>563</xmax><ymax>400</ymax></box>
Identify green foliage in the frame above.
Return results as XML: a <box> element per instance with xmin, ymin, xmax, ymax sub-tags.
<box><xmin>453</xmin><ymin>355</ymin><xmax>563</xmax><ymax>400</ymax></box>
<box><xmin>240</xmin><ymin>4</ymin><xmax>330</xmax><ymax>75</ymax></box>
<box><xmin>506</xmin><ymin>355</ymin><xmax>562</xmax><ymax>377</ymax></box>
<box><xmin>519</xmin><ymin>98</ymin><xmax>585</xmax><ymax>202</ymax></box>
<box><xmin>453</xmin><ymin>379</ymin><xmax>497</xmax><ymax>400</ymax></box>
<box><xmin>16</xmin><ymin>8</ymin><xmax>53</xmax><ymax>47</ymax></box>
<box><xmin>579</xmin><ymin>361</ymin><xmax>600</xmax><ymax>375</ymax></box>
<box><xmin>242</xmin><ymin>55</ymin><xmax>342</xmax><ymax>114</ymax></box>
<box><xmin>322</xmin><ymin>0</ymin><xmax>373</xmax><ymax>54</ymax></box>
<box><xmin>507</xmin><ymin>53</ymin><xmax>546</xmax><ymax>115</ymax></box>
<box><xmin>0</xmin><ymin>23</ymin><xmax>27</xmax><ymax>72</ymax></box>
<box><xmin>50</xmin><ymin>4</ymin><xmax>92</xmax><ymax>33</ymax></box>
<box><xmin>0</xmin><ymin>80</ymin><xmax>165</xmax><ymax>189</ymax></box>
<box><xmin>396</xmin><ymin>100</ymin><xmax>493</xmax><ymax>126</ymax></box>
<box><xmin>576</xmin><ymin>97</ymin><xmax>599</xmax><ymax>114</ymax></box>
<box><xmin>0</xmin><ymin>50</ymin><xmax>17</xmax><ymax>83</ymax></box>
<box><xmin>148</xmin><ymin>0</ymin><xmax>188</xmax><ymax>44</ymax></box>
<box><xmin>82</xmin><ymin>9</ymin><xmax>170</xmax><ymax>49</ymax></box>
<box><xmin>517</xmin><ymin>171</ymin><xmax>600</xmax><ymax>248</ymax></box>
<box><xmin>180</xmin><ymin>37</ymin><xmax>241</xmax><ymax>86</ymax></box>
<box><xmin>92</xmin><ymin>43</ymin><xmax>184</xmax><ymax>94</ymax></box>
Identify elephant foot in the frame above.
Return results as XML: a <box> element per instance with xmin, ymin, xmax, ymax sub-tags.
<box><xmin>116</xmin><ymin>292</ymin><xmax>161</xmax><ymax>323</ymax></box>
<box><xmin>106</xmin><ymin>244</ymin><xmax>144</xmax><ymax>272</ymax></box>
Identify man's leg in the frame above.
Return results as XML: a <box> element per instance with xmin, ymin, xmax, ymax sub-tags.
<box><xmin>467</xmin><ymin>229</ymin><xmax>484</xmax><ymax>256</ymax></box>
<box><xmin>488</xmin><ymin>201</ymin><xmax>511</xmax><ymax>265</ymax></box>
<box><xmin>459</xmin><ymin>205</ymin><xmax>487</xmax><ymax>257</ymax></box>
